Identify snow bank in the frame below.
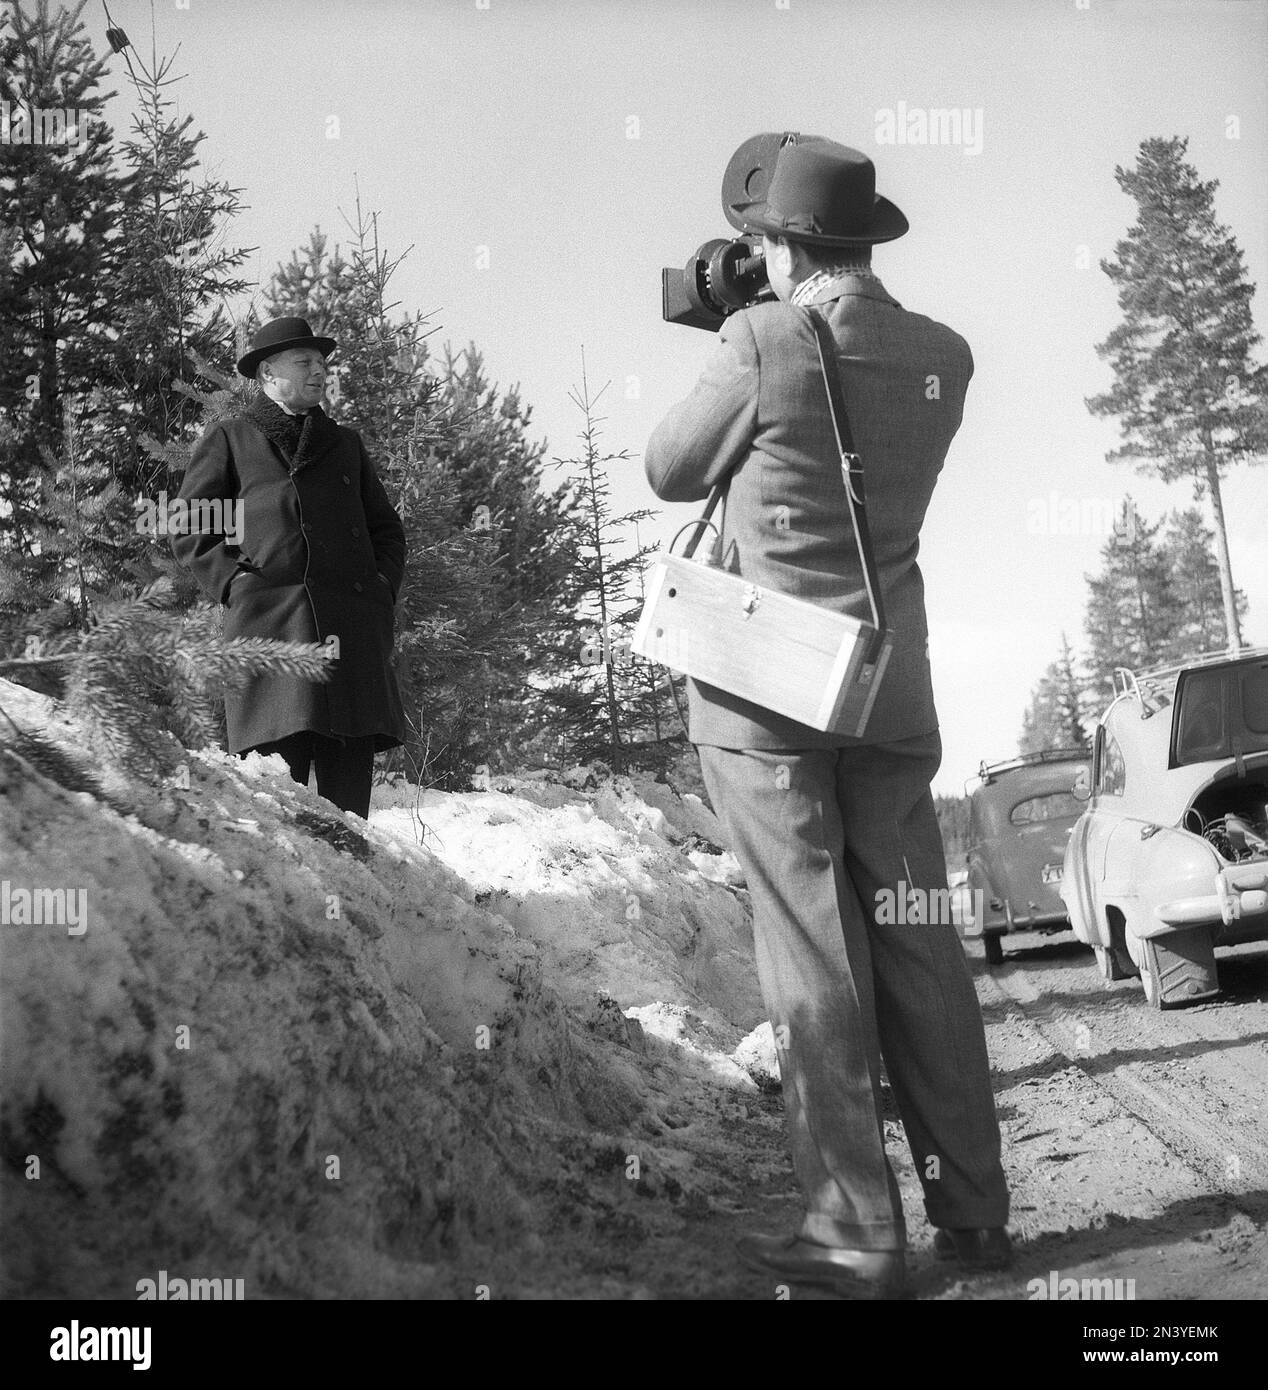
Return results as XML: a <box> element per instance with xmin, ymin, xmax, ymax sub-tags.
<box><xmin>371</xmin><ymin>768</ymin><xmax>761</xmax><ymax>1033</ymax></box>
<box><xmin>0</xmin><ymin>679</ymin><xmax>768</xmax><ymax>1297</ymax></box>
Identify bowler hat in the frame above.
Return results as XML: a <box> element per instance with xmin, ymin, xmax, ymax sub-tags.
<box><xmin>729</xmin><ymin>138</ymin><xmax>908</xmax><ymax>246</ymax></box>
<box><xmin>237</xmin><ymin>317</ymin><xmax>337</xmax><ymax>379</ymax></box>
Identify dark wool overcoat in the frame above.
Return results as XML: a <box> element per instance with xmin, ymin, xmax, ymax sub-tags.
<box><xmin>170</xmin><ymin>395</ymin><xmax>409</xmax><ymax>755</ymax></box>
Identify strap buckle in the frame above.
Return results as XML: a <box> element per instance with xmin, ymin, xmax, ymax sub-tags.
<box><xmin>841</xmin><ymin>451</ymin><xmax>865</xmax><ymax>506</ymax></box>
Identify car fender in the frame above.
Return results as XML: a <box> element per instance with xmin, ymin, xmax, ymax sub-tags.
<box><xmin>1060</xmin><ymin>813</ymin><xmax>1103</xmax><ymax>947</ymax></box>
<box><xmin>1124</xmin><ymin>827</ymin><xmax>1224</xmax><ymax>939</ymax></box>
<box><xmin>966</xmin><ymin>851</ymin><xmax>1009</xmax><ymax>930</ymax></box>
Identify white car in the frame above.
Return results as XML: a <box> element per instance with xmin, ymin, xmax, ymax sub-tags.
<box><xmin>1061</xmin><ymin>648</ymin><xmax>1268</xmax><ymax>1008</ymax></box>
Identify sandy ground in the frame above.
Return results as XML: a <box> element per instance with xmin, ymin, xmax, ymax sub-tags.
<box><xmin>3</xmin><ymin>674</ymin><xmax>1267</xmax><ymax>1301</ymax></box>
<box><xmin>448</xmin><ymin>927</ymin><xmax>1268</xmax><ymax>1302</ymax></box>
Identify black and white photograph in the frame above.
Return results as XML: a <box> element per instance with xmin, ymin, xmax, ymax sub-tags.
<box><xmin>1</xmin><ymin>0</ymin><xmax>1266</xmax><ymax>1353</ymax></box>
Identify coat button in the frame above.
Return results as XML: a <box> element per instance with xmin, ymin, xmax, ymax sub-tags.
<box><xmin>353</xmin><ymin>581</ymin><xmax>363</xmax><ymax>592</ymax></box>
<box><xmin>350</xmin><ymin>526</ymin><xmax>361</xmax><ymax>537</ymax></box>
<box><xmin>341</xmin><ymin>474</ymin><xmax>351</xmax><ymax>485</ymax></box>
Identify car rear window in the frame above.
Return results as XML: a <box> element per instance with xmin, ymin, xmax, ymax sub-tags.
<box><xmin>1176</xmin><ymin>669</ymin><xmax>1227</xmax><ymax>761</ymax></box>
<box><xmin>1243</xmin><ymin>664</ymin><xmax>1268</xmax><ymax>734</ymax></box>
<box><xmin>1173</xmin><ymin>661</ymin><xmax>1268</xmax><ymax>765</ymax></box>
<box><xmin>1009</xmin><ymin>790</ymin><xmax>1084</xmax><ymax>825</ymax></box>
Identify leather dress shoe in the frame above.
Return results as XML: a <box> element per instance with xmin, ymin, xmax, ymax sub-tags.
<box><xmin>736</xmin><ymin>1233</ymin><xmax>907</xmax><ymax>1299</ymax></box>
<box><xmin>933</xmin><ymin>1226</ymin><xmax>1013</xmax><ymax>1270</ymax></box>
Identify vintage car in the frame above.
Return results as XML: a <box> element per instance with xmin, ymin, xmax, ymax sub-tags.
<box><xmin>1061</xmin><ymin>648</ymin><xmax>1268</xmax><ymax>1008</ymax></box>
<box><xmin>965</xmin><ymin>748</ymin><xmax>1090</xmax><ymax>965</ymax></box>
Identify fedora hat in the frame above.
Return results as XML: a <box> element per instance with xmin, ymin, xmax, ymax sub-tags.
<box><xmin>729</xmin><ymin>137</ymin><xmax>908</xmax><ymax>247</ymax></box>
<box><xmin>237</xmin><ymin>316</ymin><xmax>337</xmax><ymax>379</ymax></box>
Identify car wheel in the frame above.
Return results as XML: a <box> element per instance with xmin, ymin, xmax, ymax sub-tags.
<box><xmin>1093</xmin><ymin>944</ymin><xmax>1130</xmax><ymax>982</ymax></box>
<box><xmin>1139</xmin><ymin>930</ymin><xmax>1219</xmax><ymax>1010</ymax></box>
<box><xmin>983</xmin><ymin>931</ymin><xmax>1005</xmax><ymax>967</ymax></box>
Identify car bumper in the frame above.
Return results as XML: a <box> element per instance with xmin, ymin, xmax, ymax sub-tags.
<box><xmin>1155</xmin><ymin>863</ymin><xmax>1268</xmax><ymax>930</ymax></box>
<box><xmin>1008</xmin><ymin>908</ymin><xmax>1069</xmax><ymax>929</ymax></box>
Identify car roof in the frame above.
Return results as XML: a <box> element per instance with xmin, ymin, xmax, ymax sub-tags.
<box><xmin>971</xmin><ymin>746</ymin><xmax>1088</xmax><ymax>790</ymax></box>
<box><xmin>1099</xmin><ymin>649</ymin><xmax>1268</xmax><ymax>818</ymax></box>
<box><xmin>1114</xmin><ymin>645</ymin><xmax>1268</xmax><ymax>704</ymax></box>
<box><xmin>967</xmin><ymin>750</ymin><xmax>1088</xmax><ymax>832</ymax></box>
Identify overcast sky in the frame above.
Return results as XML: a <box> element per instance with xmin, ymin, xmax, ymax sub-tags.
<box><xmin>97</xmin><ymin>0</ymin><xmax>1268</xmax><ymax>796</ymax></box>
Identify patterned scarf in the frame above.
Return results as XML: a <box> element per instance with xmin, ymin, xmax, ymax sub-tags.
<box><xmin>792</xmin><ymin>264</ymin><xmax>883</xmax><ymax>306</ymax></box>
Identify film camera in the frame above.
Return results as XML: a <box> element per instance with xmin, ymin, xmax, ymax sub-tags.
<box><xmin>661</xmin><ymin>131</ymin><xmax>808</xmax><ymax>331</ymax></box>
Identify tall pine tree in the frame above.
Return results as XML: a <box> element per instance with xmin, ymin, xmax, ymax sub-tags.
<box><xmin>104</xmin><ymin>17</ymin><xmax>252</xmax><ymax>495</ymax></box>
<box><xmin>0</xmin><ymin>0</ymin><xmax>129</xmax><ymax>557</ymax></box>
<box><xmin>1087</xmin><ymin>136</ymin><xmax>1268</xmax><ymax>649</ymax></box>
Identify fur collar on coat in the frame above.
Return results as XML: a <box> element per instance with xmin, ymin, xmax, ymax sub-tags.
<box><xmin>242</xmin><ymin>393</ymin><xmax>341</xmax><ymax>474</ymax></box>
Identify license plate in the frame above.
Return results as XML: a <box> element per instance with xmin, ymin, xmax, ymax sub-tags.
<box><xmin>1041</xmin><ymin>864</ymin><xmax>1063</xmax><ymax>884</ymax></box>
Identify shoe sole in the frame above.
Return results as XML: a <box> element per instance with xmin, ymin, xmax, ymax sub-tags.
<box><xmin>933</xmin><ymin>1245</ymin><xmax>1012</xmax><ymax>1272</ymax></box>
<box><xmin>736</xmin><ymin>1245</ymin><xmax>907</xmax><ymax>1300</ymax></box>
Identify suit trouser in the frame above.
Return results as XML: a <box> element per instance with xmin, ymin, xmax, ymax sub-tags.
<box><xmin>243</xmin><ymin>732</ymin><xmax>376</xmax><ymax>820</ymax></box>
<box><xmin>697</xmin><ymin>732</ymin><xmax>1008</xmax><ymax>1250</ymax></box>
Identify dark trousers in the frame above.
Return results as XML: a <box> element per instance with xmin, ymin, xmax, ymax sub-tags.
<box><xmin>698</xmin><ymin>731</ymin><xmax>1008</xmax><ymax>1250</ymax></box>
<box><xmin>243</xmin><ymin>732</ymin><xmax>376</xmax><ymax>820</ymax></box>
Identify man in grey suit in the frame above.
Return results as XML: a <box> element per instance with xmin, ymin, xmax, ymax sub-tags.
<box><xmin>644</xmin><ymin>137</ymin><xmax>1010</xmax><ymax>1298</ymax></box>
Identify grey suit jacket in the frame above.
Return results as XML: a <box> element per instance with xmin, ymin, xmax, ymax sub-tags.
<box><xmin>643</xmin><ymin>273</ymin><xmax>972</xmax><ymax>749</ymax></box>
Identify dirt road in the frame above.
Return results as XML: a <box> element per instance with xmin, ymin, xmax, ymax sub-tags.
<box><xmin>464</xmin><ymin>926</ymin><xmax>1268</xmax><ymax>1300</ymax></box>
<box><xmin>962</xmin><ymin>928</ymin><xmax>1268</xmax><ymax>1302</ymax></box>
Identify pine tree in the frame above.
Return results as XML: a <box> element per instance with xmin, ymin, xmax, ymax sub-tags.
<box><xmin>101</xmin><ymin>16</ymin><xmax>252</xmax><ymax>495</ymax></box>
<box><xmin>266</xmin><ymin>205</ymin><xmax>433</xmax><ymax>459</ymax></box>
<box><xmin>263</xmin><ymin>209</ymin><xmax>592</xmax><ymax>787</ymax></box>
<box><xmin>537</xmin><ymin>363</ymin><xmax>664</xmax><ymax>773</ymax></box>
<box><xmin>0</xmin><ymin>0</ymin><xmax>130</xmax><ymax>551</ymax></box>
<box><xmin>1087</xmin><ymin>136</ymin><xmax>1268</xmax><ymax>650</ymax></box>
<box><xmin>0</xmin><ymin>13</ymin><xmax>335</xmax><ymax>783</ymax></box>
<box><xmin>1158</xmin><ymin>506</ymin><xmax>1246</xmax><ymax>656</ymax></box>
<box><xmin>0</xmin><ymin>12</ymin><xmax>251</xmax><ymax>650</ymax></box>
<box><xmin>0</xmin><ymin>587</ymin><xmax>335</xmax><ymax>781</ymax></box>
<box><xmin>425</xmin><ymin>342</ymin><xmax>601</xmax><ymax>776</ymax></box>
<box><xmin>1019</xmin><ymin>631</ymin><xmax>1090</xmax><ymax>754</ymax></box>
<box><xmin>1082</xmin><ymin>505</ymin><xmax>1186</xmax><ymax>698</ymax></box>
<box><xmin>622</xmin><ymin>518</ymin><xmax>690</xmax><ymax>770</ymax></box>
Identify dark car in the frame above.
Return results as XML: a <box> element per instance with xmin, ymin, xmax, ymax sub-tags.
<box><xmin>965</xmin><ymin>748</ymin><xmax>1091</xmax><ymax>965</ymax></box>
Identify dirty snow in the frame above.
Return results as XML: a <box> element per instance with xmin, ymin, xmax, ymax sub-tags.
<box><xmin>0</xmin><ymin>677</ymin><xmax>774</xmax><ymax>1298</ymax></box>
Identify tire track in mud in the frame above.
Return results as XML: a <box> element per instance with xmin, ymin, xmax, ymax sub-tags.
<box><xmin>981</xmin><ymin>944</ymin><xmax>1268</xmax><ymax>1218</ymax></box>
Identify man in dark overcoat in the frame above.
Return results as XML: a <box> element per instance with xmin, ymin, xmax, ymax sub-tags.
<box><xmin>170</xmin><ymin>317</ymin><xmax>408</xmax><ymax>819</ymax></box>
<box><xmin>645</xmin><ymin>137</ymin><xmax>1010</xmax><ymax>1297</ymax></box>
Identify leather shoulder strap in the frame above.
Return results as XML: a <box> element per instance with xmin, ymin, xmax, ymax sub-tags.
<box><xmin>805</xmin><ymin>306</ymin><xmax>887</xmax><ymax>634</ymax></box>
